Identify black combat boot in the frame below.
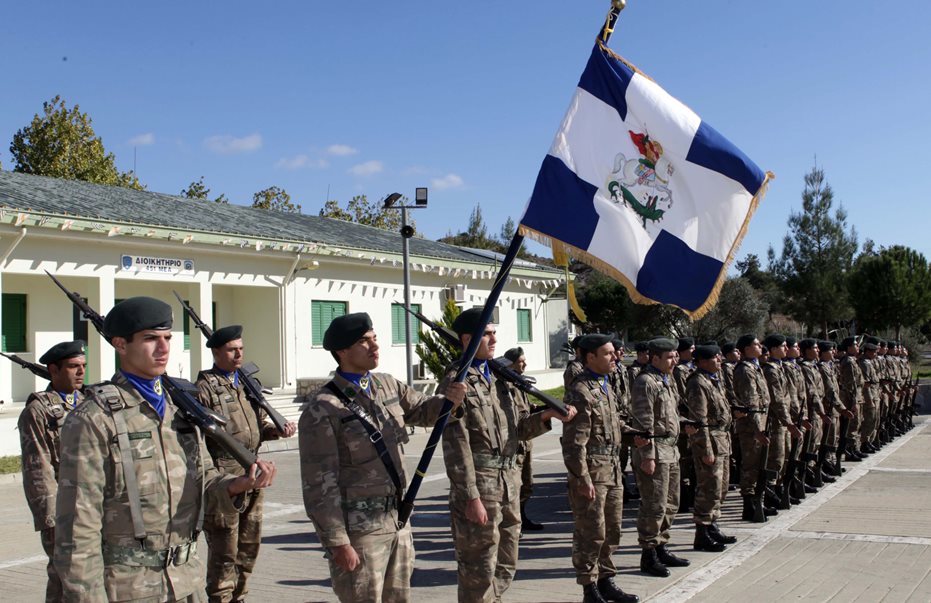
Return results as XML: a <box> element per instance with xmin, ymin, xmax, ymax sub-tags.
<box><xmin>790</xmin><ymin>475</ymin><xmax>806</xmax><ymax>500</ymax></box>
<box><xmin>520</xmin><ymin>503</ymin><xmax>544</xmax><ymax>531</ymax></box>
<box><xmin>764</xmin><ymin>486</ymin><xmax>782</xmax><ymax>509</ymax></box>
<box><xmin>708</xmin><ymin>522</ymin><xmax>737</xmax><ymax>544</ymax></box>
<box><xmin>693</xmin><ymin>524</ymin><xmax>727</xmax><ymax>552</ymax></box>
<box><xmin>741</xmin><ymin>495</ymin><xmax>754</xmax><ymax>521</ymax></box>
<box><xmin>656</xmin><ymin>544</ymin><xmax>690</xmax><ymax>567</ymax></box>
<box><xmin>639</xmin><ymin>548</ymin><xmax>670</xmax><ymax>577</ymax></box>
<box><xmin>583</xmin><ymin>583</ymin><xmax>609</xmax><ymax>603</ymax></box>
<box><xmin>597</xmin><ymin>577</ymin><xmax>640</xmax><ymax>603</ymax></box>
<box><xmin>751</xmin><ymin>495</ymin><xmax>769</xmax><ymax>523</ymax></box>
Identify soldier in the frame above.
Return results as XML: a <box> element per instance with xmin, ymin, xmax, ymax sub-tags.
<box><xmin>837</xmin><ymin>337</ymin><xmax>865</xmax><ymax>462</ymax></box>
<box><xmin>564</xmin><ymin>335</ymin><xmax>585</xmax><ymax>388</ymax></box>
<box><xmin>783</xmin><ymin>337</ymin><xmax>813</xmax><ymax>500</ymax></box>
<box><xmin>631</xmin><ymin>337</ymin><xmax>690</xmax><ymax>578</ymax></box>
<box><xmin>18</xmin><ymin>340</ymin><xmax>86</xmax><ymax>602</ymax></box>
<box><xmin>732</xmin><ymin>334</ymin><xmax>774</xmax><ymax>522</ymax></box>
<box><xmin>196</xmin><ymin>325</ymin><xmax>298</xmax><ymax>603</ymax></box>
<box><xmin>497</xmin><ymin>346</ymin><xmax>543</xmax><ymax>531</ymax></box>
<box><xmin>761</xmin><ymin>334</ymin><xmax>802</xmax><ymax>510</ymax></box>
<box><xmin>799</xmin><ymin>339</ymin><xmax>832</xmax><ymax>489</ymax></box>
<box><xmin>442</xmin><ymin>308</ymin><xmax>574</xmax><ymax>602</ymax></box>
<box><xmin>562</xmin><ymin>334</ymin><xmax>639</xmax><ymax>603</ymax></box>
<box><xmin>684</xmin><ymin>344</ymin><xmax>736</xmax><ymax>552</ymax></box>
<box><xmin>720</xmin><ymin>343</ymin><xmax>740</xmax><ymax>406</ymax></box>
<box><xmin>857</xmin><ymin>338</ymin><xmax>882</xmax><ymax>455</ymax></box>
<box><xmin>298</xmin><ymin>312</ymin><xmax>465</xmax><ymax>603</ymax></box>
<box><xmin>817</xmin><ymin>341</ymin><xmax>844</xmax><ymax>477</ymax></box>
<box><xmin>672</xmin><ymin>338</ymin><xmax>696</xmax><ymax>512</ymax></box>
<box><xmin>627</xmin><ymin>342</ymin><xmax>650</xmax><ymax>384</ymax></box>
<box><xmin>54</xmin><ymin>296</ymin><xmax>276</xmax><ymax>602</ymax></box>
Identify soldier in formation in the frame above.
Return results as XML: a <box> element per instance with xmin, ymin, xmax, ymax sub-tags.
<box><xmin>732</xmin><ymin>334</ymin><xmax>774</xmax><ymax>521</ymax></box>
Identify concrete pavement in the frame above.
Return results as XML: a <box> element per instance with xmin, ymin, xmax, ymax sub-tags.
<box><xmin>1</xmin><ymin>417</ymin><xmax>928</xmax><ymax>602</ymax></box>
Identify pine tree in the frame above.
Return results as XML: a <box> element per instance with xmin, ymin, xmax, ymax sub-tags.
<box><xmin>416</xmin><ymin>298</ymin><xmax>462</xmax><ymax>378</ymax></box>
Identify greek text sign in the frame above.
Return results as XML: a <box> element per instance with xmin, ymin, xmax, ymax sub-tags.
<box><xmin>120</xmin><ymin>255</ymin><xmax>195</xmax><ymax>275</ymax></box>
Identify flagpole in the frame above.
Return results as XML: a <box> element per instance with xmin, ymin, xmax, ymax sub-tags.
<box><xmin>397</xmin><ymin>233</ymin><xmax>525</xmax><ymax>528</ymax></box>
<box><xmin>598</xmin><ymin>0</ymin><xmax>626</xmax><ymax>44</ymax></box>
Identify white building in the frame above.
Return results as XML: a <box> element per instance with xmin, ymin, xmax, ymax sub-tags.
<box><xmin>0</xmin><ymin>172</ymin><xmax>569</xmax><ymax>453</ymax></box>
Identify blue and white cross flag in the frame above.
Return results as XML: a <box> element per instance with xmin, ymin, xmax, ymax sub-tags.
<box><xmin>519</xmin><ymin>42</ymin><xmax>772</xmax><ymax>319</ymax></box>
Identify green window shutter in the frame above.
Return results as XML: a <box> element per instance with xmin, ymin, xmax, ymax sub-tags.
<box><xmin>517</xmin><ymin>308</ymin><xmax>532</xmax><ymax>342</ymax></box>
<box><xmin>183</xmin><ymin>300</ymin><xmax>191</xmax><ymax>350</ymax></box>
<box><xmin>2</xmin><ymin>293</ymin><xmax>27</xmax><ymax>353</ymax></box>
<box><xmin>391</xmin><ymin>303</ymin><xmax>421</xmax><ymax>345</ymax></box>
<box><xmin>312</xmin><ymin>300</ymin><xmax>347</xmax><ymax>346</ymax></box>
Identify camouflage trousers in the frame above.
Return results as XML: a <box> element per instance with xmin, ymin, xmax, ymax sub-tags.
<box><xmin>567</xmin><ymin>475</ymin><xmax>624</xmax><ymax>585</ymax></box>
<box><xmin>450</xmin><ymin>496</ymin><xmax>520</xmax><ymax>603</ymax></box>
<box><xmin>846</xmin><ymin>405</ymin><xmax>863</xmax><ymax>441</ymax></box>
<box><xmin>737</xmin><ymin>426</ymin><xmax>764</xmax><ymax>496</ymax></box>
<box><xmin>329</xmin><ymin>525</ymin><xmax>414</xmax><ymax>603</ymax></box>
<box><xmin>692</xmin><ymin>451</ymin><xmax>729</xmax><ymax>525</ymax></box>
<box><xmin>516</xmin><ymin>446</ymin><xmax>534</xmax><ymax>505</ymax></box>
<box><xmin>766</xmin><ymin>424</ymin><xmax>787</xmax><ymax>477</ymax></box>
<box><xmin>633</xmin><ymin>461</ymin><xmax>680</xmax><ymax>548</ymax></box>
<box><xmin>40</xmin><ymin>527</ymin><xmax>61</xmax><ymax>603</ymax></box>
<box><xmin>860</xmin><ymin>401</ymin><xmax>879</xmax><ymax>443</ymax></box>
<box><xmin>805</xmin><ymin>414</ymin><xmax>823</xmax><ymax>458</ymax></box>
<box><xmin>204</xmin><ymin>489</ymin><xmax>263</xmax><ymax>603</ymax></box>
<box><xmin>823</xmin><ymin>413</ymin><xmax>840</xmax><ymax>450</ymax></box>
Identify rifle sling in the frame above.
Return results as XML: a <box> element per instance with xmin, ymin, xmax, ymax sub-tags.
<box><xmin>103</xmin><ymin>392</ymin><xmax>147</xmax><ymax>542</ymax></box>
<box><xmin>325</xmin><ymin>382</ymin><xmax>404</xmax><ymax>509</ymax></box>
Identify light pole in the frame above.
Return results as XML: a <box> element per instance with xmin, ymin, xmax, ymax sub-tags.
<box><xmin>383</xmin><ymin>188</ymin><xmax>428</xmax><ymax>386</ymax></box>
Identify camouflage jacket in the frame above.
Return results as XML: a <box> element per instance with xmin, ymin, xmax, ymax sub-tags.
<box><xmin>18</xmin><ymin>388</ymin><xmax>82</xmax><ymax>531</ymax></box>
<box><xmin>562</xmin><ymin>370</ymin><xmax>626</xmax><ymax>488</ymax></box>
<box><xmin>627</xmin><ymin>360</ymin><xmax>648</xmax><ymax>385</ymax></box>
<box><xmin>733</xmin><ymin>359</ymin><xmax>770</xmax><ymax>432</ymax></box>
<box><xmin>762</xmin><ymin>361</ymin><xmax>792</xmax><ymax>427</ymax></box>
<box><xmin>441</xmin><ymin>365</ymin><xmax>551</xmax><ymax>504</ymax></box>
<box><xmin>630</xmin><ymin>365</ymin><xmax>680</xmax><ymax>463</ymax></box>
<box><xmin>800</xmin><ymin>359</ymin><xmax>826</xmax><ymax>418</ymax></box>
<box><xmin>564</xmin><ymin>358</ymin><xmax>585</xmax><ymax>388</ymax></box>
<box><xmin>721</xmin><ymin>361</ymin><xmax>738</xmax><ymax>406</ymax></box>
<box><xmin>858</xmin><ymin>357</ymin><xmax>881</xmax><ymax>407</ymax></box>
<box><xmin>196</xmin><ymin>368</ymin><xmax>279</xmax><ymax>473</ymax></box>
<box><xmin>838</xmin><ymin>355</ymin><xmax>864</xmax><ymax>410</ymax></box>
<box><xmin>612</xmin><ymin>362</ymin><xmax>632</xmax><ymax>419</ymax></box>
<box><xmin>54</xmin><ymin>372</ymin><xmax>240</xmax><ymax>603</ymax></box>
<box><xmin>297</xmin><ymin>372</ymin><xmax>446</xmax><ymax>548</ymax></box>
<box><xmin>672</xmin><ymin>361</ymin><xmax>695</xmax><ymax>406</ymax></box>
<box><xmin>495</xmin><ymin>379</ymin><xmax>534</xmax><ymax>455</ymax></box>
<box><xmin>818</xmin><ymin>361</ymin><xmax>842</xmax><ymax>416</ymax></box>
<box><xmin>782</xmin><ymin>360</ymin><xmax>807</xmax><ymax>424</ymax></box>
<box><xmin>685</xmin><ymin>370</ymin><xmax>732</xmax><ymax>457</ymax></box>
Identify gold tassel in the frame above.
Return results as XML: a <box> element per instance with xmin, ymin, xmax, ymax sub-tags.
<box><xmin>568</xmin><ymin>282</ymin><xmax>588</xmax><ymax>322</ymax></box>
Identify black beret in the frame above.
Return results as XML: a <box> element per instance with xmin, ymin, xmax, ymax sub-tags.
<box><xmin>862</xmin><ymin>342</ymin><xmax>878</xmax><ymax>351</ymax></box>
<box><xmin>206</xmin><ymin>325</ymin><xmax>243</xmax><ymax>349</ymax></box>
<box><xmin>323</xmin><ymin>312</ymin><xmax>373</xmax><ymax>351</ymax></box>
<box><xmin>762</xmin><ymin>334</ymin><xmax>786</xmax><ymax>349</ymax></box>
<box><xmin>694</xmin><ymin>344</ymin><xmax>721</xmax><ymax>360</ymax></box>
<box><xmin>786</xmin><ymin>337</ymin><xmax>798</xmax><ymax>347</ymax></box>
<box><xmin>634</xmin><ymin>341</ymin><xmax>649</xmax><ymax>353</ymax></box>
<box><xmin>799</xmin><ymin>338</ymin><xmax>818</xmax><ymax>351</ymax></box>
<box><xmin>578</xmin><ymin>334</ymin><xmax>613</xmax><ymax>352</ymax></box>
<box><xmin>612</xmin><ymin>338</ymin><xmax>625</xmax><ymax>351</ymax></box>
<box><xmin>503</xmin><ymin>347</ymin><xmax>524</xmax><ymax>362</ymax></box>
<box><xmin>104</xmin><ymin>297</ymin><xmax>173</xmax><ymax>338</ymax></box>
<box><xmin>677</xmin><ymin>337</ymin><xmax>695</xmax><ymax>351</ymax></box>
<box><xmin>648</xmin><ymin>337</ymin><xmax>677</xmax><ymax>353</ymax></box>
<box><xmin>819</xmin><ymin>340</ymin><xmax>836</xmax><ymax>350</ymax></box>
<box><xmin>721</xmin><ymin>342</ymin><xmax>736</xmax><ymax>355</ymax></box>
<box><xmin>864</xmin><ymin>336</ymin><xmax>880</xmax><ymax>346</ymax></box>
<box><xmin>39</xmin><ymin>340</ymin><xmax>86</xmax><ymax>365</ymax></box>
<box><xmin>452</xmin><ymin>308</ymin><xmax>486</xmax><ymax>336</ymax></box>
<box><xmin>736</xmin><ymin>334</ymin><xmax>758</xmax><ymax>351</ymax></box>
<box><xmin>840</xmin><ymin>336</ymin><xmax>857</xmax><ymax>349</ymax></box>
<box><xmin>879</xmin><ymin>339</ymin><xmax>888</xmax><ymax>347</ymax></box>
<box><xmin>571</xmin><ymin>335</ymin><xmax>584</xmax><ymax>348</ymax></box>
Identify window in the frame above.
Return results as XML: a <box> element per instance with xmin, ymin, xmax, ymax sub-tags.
<box><xmin>2</xmin><ymin>293</ymin><xmax>27</xmax><ymax>352</ymax></box>
<box><xmin>391</xmin><ymin>303</ymin><xmax>421</xmax><ymax>345</ymax></box>
<box><xmin>312</xmin><ymin>300</ymin><xmax>347</xmax><ymax>346</ymax></box>
<box><xmin>517</xmin><ymin>308</ymin><xmax>532</xmax><ymax>342</ymax></box>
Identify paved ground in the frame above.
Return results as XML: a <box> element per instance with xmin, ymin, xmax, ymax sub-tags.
<box><xmin>1</xmin><ymin>417</ymin><xmax>929</xmax><ymax>602</ymax></box>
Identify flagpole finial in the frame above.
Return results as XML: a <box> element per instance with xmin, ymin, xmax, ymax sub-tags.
<box><xmin>600</xmin><ymin>0</ymin><xmax>626</xmax><ymax>44</ymax></box>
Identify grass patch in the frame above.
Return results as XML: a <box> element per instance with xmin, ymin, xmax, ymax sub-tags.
<box><xmin>543</xmin><ymin>386</ymin><xmax>565</xmax><ymax>400</ymax></box>
<box><xmin>0</xmin><ymin>455</ymin><xmax>21</xmax><ymax>475</ymax></box>
<box><xmin>915</xmin><ymin>370</ymin><xmax>931</xmax><ymax>380</ymax></box>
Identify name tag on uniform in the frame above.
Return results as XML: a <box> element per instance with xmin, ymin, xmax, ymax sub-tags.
<box><xmin>128</xmin><ymin>431</ymin><xmax>152</xmax><ymax>440</ymax></box>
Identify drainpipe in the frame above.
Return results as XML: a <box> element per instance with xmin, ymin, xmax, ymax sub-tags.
<box><xmin>0</xmin><ymin>228</ymin><xmax>28</xmax><ymax>266</ymax></box>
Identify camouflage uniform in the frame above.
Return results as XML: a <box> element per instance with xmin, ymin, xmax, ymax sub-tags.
<box><xmin>762</xmin><ymin>360</ymin><xmax>791</xmax><ymax>477</ymax></box>
<box><xmin>19</xmin><ymin>388</ymin><xmax>82</xmax><ymax>603</ymax></box>
<box><xmin>783</xmin><ymin>360</ymin><xmax>808</xmax><ymax>464</ymax></box>
<box><xmin>858</xmin><ymin>356</ymin><xmax>881</xmax><ymax>446</ymax></box>
<box><xmin>720</xmin><ymin>361</ymin><xmax>738</xmax><ymax>406</ymax></box>
<box><xmin>196</xmin><ymin>369</ymin><xmax>281</xmax><ymax>603</ymax></box>
<box><xmin>800</xmin><ymin>359</ymin><xmax>825</xmax><ymax>460</ymax></box>
<box><xmin>298</xmin><ymin>372</ymin><xmax>449</xmax><ymax>603</ymax></box>
<box><xmin>612</xmin><ymin>362</ymin><xmax>633</xmax><ymax>471</ymax></box>
<box><xmin>733</xmin><ymin>360</ymin><xmax>770</xmax><ymax>496</ymax></box>
<box><xmin>672</xmin><ymin>361</ymin><xmax>696</xmax><ymax>503</ymax></box>
<box><xmin>818</xmin><ymin>360</ymin><xmax>842</xmax><ymax>450</ymax></box>
<box><xmin>562</xmin><ymin>370</ymin><xmax>626</xmax><ymax>585</ymax></box>
<box><xmin>441</xmin><ymin>364</ymin><xmax>551</xmax><ymax>603</ymax></box>
<box><xmin>564</xmin><ymin>358</ymin><xmax>585</xmax><ymax>388</ymax></box>
<box><xmin>495</xmin><ymin>380</ymin><xmax>534</xmax><ymax>506</ymax></box>
<box><xmin>684</xmin><ymin>370</ymin><xmax>731</xmax><ymax>525</ymax></box>
<box><xmin>627</xmin><ymin>360</ymin><xmax>648</xmax><ymax>385</ymax></box>
<box><xmin>54</xmin><ymin>372</ymin><xmax>241</xmax><ymax>603</ymax></box>
<box><xmin>838</xmin><ymin>355</ymin><xmax>864</xmax><ymax>448</ymax></box>
<box><xmin>630</xmin><ymin>365</ymin><xmax>680</xmax><ymax>549</ymax></box>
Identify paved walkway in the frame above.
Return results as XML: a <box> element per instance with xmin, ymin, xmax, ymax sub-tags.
<box><xmin>1</xmin><ymin>417</ymin><xmax>928</xmax><ymax>602</ymax></box>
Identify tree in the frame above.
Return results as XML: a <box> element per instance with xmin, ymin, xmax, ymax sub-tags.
<box><xmin>180</xmin><ymin>176</ymin><xmax>228</xmax><ymax>204</ymax></box>
<box><xmin>252</xmin><ymin>186</ymin><xmax>300</xmax><ymax>212</ymax></box>
<box><xmin>848</xmin><ymin>245</ymin><xmax>931</xmax><ymax>340</ymax></box>
<box><xmin>577</xmin><ymin>271</ymin><xmax>633</xmax><ymax>335</ymax></box>
<box><xmin>691</xmin><ymin>277</ymin><xmax>768</xmax><ymax>341</ymax></box>
<box><xmin>416</xmin><ymin>298</ymin><xmax>462</xmax><ymax>379</ymax></box>
<box><xmin>319</xmin><ymin>194</ymin><xmax>407</xmax><ymax>231</ymax></box>
<box><xmin>500</xmin><ymin>216</ymin><xmax>516</xmax><ymax>244</ymax></box>
<box><xmin>771</xmin><ymin>165</ymin><xmax>858</xmax><ymax>335</ymax></box>
<box><xmin>9</xmin><ymin>95</ymin><xmax>143</xmax><ymax>190</ymax></box>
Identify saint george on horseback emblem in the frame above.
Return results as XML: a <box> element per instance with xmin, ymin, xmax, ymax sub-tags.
<box><xmin>606</xmin><ymin>130</ymin><xmax>675</xmax><ymax>229</ymax></box>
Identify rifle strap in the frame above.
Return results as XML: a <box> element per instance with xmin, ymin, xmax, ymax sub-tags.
<box><xmin>102</xmin><ymin>390</ymin><xmax>147</xmax><ymax>542</ymax></box>
<box><xmin>325</xmin><ymin>382</ymin><xmax>404</xmax><ymax>508</ymax></box>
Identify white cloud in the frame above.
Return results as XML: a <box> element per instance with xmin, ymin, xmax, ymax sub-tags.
<box><xmin>348</xmin><ymin>160</ymin><xmax>384</xmax><ymax>177</ymax></box>
<box><xmin>276</xmin><ymin>154</ymin><xmax>330</xmax><ymax>170</ymax></box>
<box><xmin>402</xmin><ymin>165</ymin><xmax>428</xmax><ymax>176</ymax></box>
<box><xmin>327</xmin><ymin>144</ymin><xmax>358</xmax><ymax>156</ymax></box>
<box><xmin>431</xmin><ymin>173</ymin><xmax>464</xmax><ymax>190</ymax></box>
<box><xmin>128</xmin><ymin>132</ymin><xmax>155</xmax><ymax>146</ymax></box>
<box><xmin>203</xmin><ymin>133</ymin><xmax>263</xmax><ymax>154</ymax></box>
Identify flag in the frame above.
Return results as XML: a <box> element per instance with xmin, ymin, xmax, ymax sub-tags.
<box><xmin>520</xmin><ymin>42</ymin><xmax>772</xmax><ymax>319</ymax></box>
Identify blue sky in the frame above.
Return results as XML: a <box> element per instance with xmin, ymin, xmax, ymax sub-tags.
<box><xmin>2</xmin><ymin>1</ymin><xmax>929</xmax><ymax>266</ymax></box>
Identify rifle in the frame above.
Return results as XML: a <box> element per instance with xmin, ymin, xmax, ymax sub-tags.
<box><xmin>46</xmin><ymin>271</ymin><xmax>258</xmax><ymax>472</ymax></box>
<box><xmin>731</xmin><ymin>405</ymin><xmax>766</xmax><ymax>415</ymax></box>
<box><xmin>1</xmin><ymin>352</ymin><xmax>52</xmax><ymax>381</ymax></box>
<box><xmin>172</xmin><ymin>291</ymin><xmax>289</xmax><ymax>434</ymax></box>
<box><xmin>409</xmin><ymin>308</ymin><xmax>569</xmax><ymax>416</ymax></box>
<box><xmin>836</xmin><ymin>412</ymin><xmax>850</xmax><ymax>473</ymax></box>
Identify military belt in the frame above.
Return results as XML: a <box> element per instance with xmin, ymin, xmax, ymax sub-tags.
<box><xmin>473</xmin><ymin>452</ymin><xmax>517</xmax><ymax>469</ymax></box>
<box><xmin>341</xmin><ymin>495</ymin><xmax>398</xmax><ymax>513</ymax></box>
<box><xmin>587</xmin><ymin>443</ymin><xmax>620</xmax><ymax>456</ymax></box>
<box><xmin>653</xmin><ymin>435</ymin><xmax>678</xmax><ymax>446</ymax></box>
<box><xmin>102</xmin><ymin>541</ymin><xmax>197</xmax><ymax>568</ymax></box>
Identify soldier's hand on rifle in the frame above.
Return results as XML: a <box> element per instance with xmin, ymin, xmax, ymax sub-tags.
<box><xmin>465</xmin><ymin>497</ymin><xmax>488</xmax><ymax>525</ymax></box>
<box><xmin>577</xmin><ymin>481</ymin><xmax>596</xmax><ymax>500</ymax></box>
<box><xmin>802</xmin><ymin>419</ymin><xmax>813</xmax><ymax>430</ymax></box>
<box><xmin>733</xmin><ymin>409</ymin><xmax>748</xmax><ymax>420</ymax></box>
<box><xmin>684</xmin><ymin>424</ymin><xmax>698</xmax><ymax>436</ymax></box>
<box><xmin>702</xmin><ymin>454</ymin><xmax>715</xmax><ymax>466</ymax></box>
<box><xmin>754</xmin><ymin>432</ymin><xmax>770</xmax><ymax>446</ymax></box>
<box><xmin>788</xmin><ymin>424</ymin><xmax>803</xmax><ymax>440</ymax></box>
<box><xmin>633</xmin><ymin>435</ymin><xmax>650</xmax><ymax>448</ymax></box>
<box><xmin>331</xmin><ymin>544</ymin><xmax>361</xmax><ymax>572</ymax></box>
<box><xmin>842</xmin><ymin>408</ymin><xmax>854</xmax><ymax>419</ymax></box>
<box><xmin>279</xmin><ymin>421</ymin><xmax>298</xmax><ymax>438</ymax></box>
<box><xmin>640</xmin><ymin>459</ymin><xmax>656</xmax><ymax>475</ymax></box>
<box><xmin>543</xmin><ymin>405</ymin><xmax>577</xmax><ymax>423</ymax></box>
<box><xmin>228</xmin><ymin>459</ymin><xmax>277</xmax><ymax>495</ymax></box>
<box><xmin>445</xmin><ymin>382</ymin><xmax>467</xmax><ymax>412</ymax></box>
